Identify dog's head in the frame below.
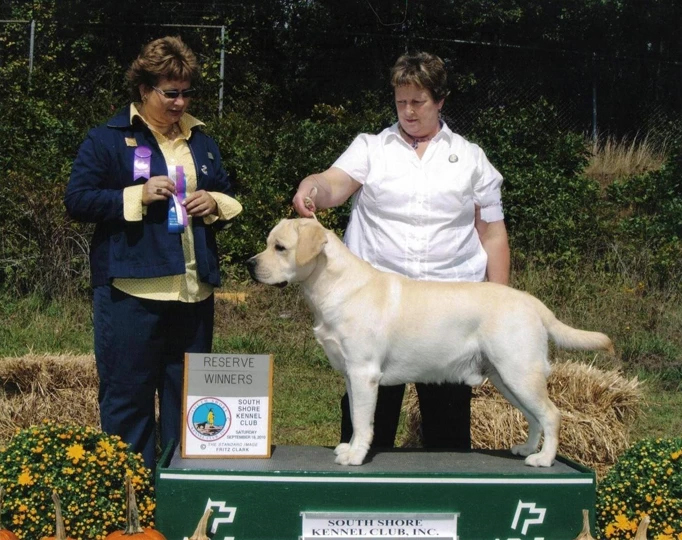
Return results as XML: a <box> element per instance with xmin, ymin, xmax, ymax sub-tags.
<box><xmin>246</xmin><ymin>218</ymin><xmax>328</xmax><ymax>287</ymax></box>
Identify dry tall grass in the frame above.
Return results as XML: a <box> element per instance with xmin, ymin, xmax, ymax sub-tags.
<box><xmin>585</xmin><ymin>134</ymin><xmax>669</xmax><ymax>189</ymax></box>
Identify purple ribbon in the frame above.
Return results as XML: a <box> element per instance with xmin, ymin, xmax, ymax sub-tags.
<box><xmin>133</xmin><ymin>146</ymin><xmax>151</xmax><ymax>181</ymax></box>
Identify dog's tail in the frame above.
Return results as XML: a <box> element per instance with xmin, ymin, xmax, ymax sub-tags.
<box><xmin>526</xmin><ymin>293</ymin><xmax>615</xmax><ymax>355</ymax></box>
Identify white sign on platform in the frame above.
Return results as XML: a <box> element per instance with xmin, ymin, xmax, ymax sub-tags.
<box><xmin>300</xmin><ymin>512</ymin><xmax>459</xmax><ymax>540</ymax></box>
<box><xmin>182</xmin><ymin>353</ymin><xmax>273</xmax><ymax>458</ymax></box>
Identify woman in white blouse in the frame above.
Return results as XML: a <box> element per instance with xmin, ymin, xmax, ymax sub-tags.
<box><xmin>292</xmin><ymin>51</ymin><xmax>510</xmax><ymax>451</ymax></box>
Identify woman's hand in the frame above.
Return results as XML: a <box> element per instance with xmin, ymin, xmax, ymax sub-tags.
<box><xmin>293</xmin><ymin>179</ymin><xmax>319</xmax><ymax>218</ymax></box>
<box><xmin>292</xmin><ymin>169</ymin><xmax>362</xmax><ymax>217</ymax></box>
<box><xmin>142</xmin><ymin>176</ymin><xmax>176</xmax><ymax>206</ymax></box>
<box><xmin>184</xmin><ymin>190</ymin><xmax>217</xmax><ymax>217</ymax></box>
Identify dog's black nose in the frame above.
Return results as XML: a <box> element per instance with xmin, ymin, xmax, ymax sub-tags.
<box><xmin>246</xmin><ymin>257</ymin><xmax>258</xmax><ymax>279</ymax></box>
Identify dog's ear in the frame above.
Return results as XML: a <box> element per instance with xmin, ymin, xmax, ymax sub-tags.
<box><xmin>296</xmin><ymin>220</ymin><xmax>328</xmax><ymax>266</ymax></box>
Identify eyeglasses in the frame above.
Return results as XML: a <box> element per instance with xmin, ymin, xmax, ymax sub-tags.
<box><xmin>152</xmin><ymin>86</ymin><xmax>197</xmax><ymax>99</ymax></box>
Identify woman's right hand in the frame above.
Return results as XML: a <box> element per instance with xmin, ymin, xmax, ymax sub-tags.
<box><xmin>292</xmin><ymin>178</ymin><xmax>318</xmax><ymax>218</ymax></box>
<box><xmin>142</xmin><ymin>175</ymin><xmax>177</xmax><ymax>206</ymax></box>
<box><xmin>292</xmin><ymin>169</ymin><xmax>362</xmax><ymax>217</ymax></box>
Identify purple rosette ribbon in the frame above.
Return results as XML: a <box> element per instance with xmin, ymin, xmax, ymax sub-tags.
<box><xmin>133</xmin><ymin>146</ymin><xmax>152</xmax><ymax>181</ymax></box>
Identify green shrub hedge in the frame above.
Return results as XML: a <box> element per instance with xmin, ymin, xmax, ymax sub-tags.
<box><xmin>1</xmin><ymin>87</ymin><xmax>680</xmax><ymax>295</ymax></box>
<box><xmin>605</xmin><ymin>152</ymin><xmax>682</xmax><ymax>287</ymax></box>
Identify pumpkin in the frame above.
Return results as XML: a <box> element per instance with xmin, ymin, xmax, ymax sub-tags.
<box><xmin>0</xmin><ymin>486</ymin><xmax>19</xmax><ymax>540</ymax></box>
<box><xmin>105</xmin><ymin>476</ymin><xmax>166</xmax><ymax>539</ymax></box>
<box><xmin>41</xmin><ymin>491</ymin><xmax>74</xmax><ymax>540</ymax></box>
<box><xmin>188</xmin><ymin>508</ymin><xmax>212</xmax><ymax>540</ymax></box>
<box><xmin>572</xmin><ymin>509</ymin><xmax>596</xmax><ymax>540</ymax></box>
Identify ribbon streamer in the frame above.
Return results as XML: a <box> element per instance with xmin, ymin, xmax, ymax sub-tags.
<box><xmin>168</xmin><ymin>165</ymin><xmax>188</xmax><ymax>233</ymax></box>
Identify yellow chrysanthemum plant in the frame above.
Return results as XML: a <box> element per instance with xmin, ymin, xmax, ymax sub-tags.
<box><xmin>596</xmin><ymin>437</ymin><xmax>682</xmax><ymax>539</ymax></box>
<box><xmin>0</xmin><ymin>421</ymin><xmax>155</xmax><ymax>540</ymax></box>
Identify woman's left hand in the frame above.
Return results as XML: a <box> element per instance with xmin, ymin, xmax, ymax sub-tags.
<box><xmin>183</xmin><ymin>190</ymin><xmax>217</xmax><ymax>217</ymax></box>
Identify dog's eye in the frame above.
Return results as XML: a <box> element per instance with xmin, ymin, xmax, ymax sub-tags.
<box><xmin>275</xmin><ymin>244</ymin><xmax>286</xmax><ymax>252</ymax></box>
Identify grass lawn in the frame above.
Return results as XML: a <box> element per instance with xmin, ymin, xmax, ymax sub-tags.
<box><xmin>1</xmin><ymin>266</ymin><xmax>680</xmax><ymax>450</ymax></box>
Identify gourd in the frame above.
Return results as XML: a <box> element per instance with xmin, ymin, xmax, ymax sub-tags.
<box><xmin>105</xmin><ymin>476</ymin><xmax>166</xmax><ymax>539</ymax></box>
<box><xmin>41</xmin><ymin>491</ymin><xmax>74</xmax><ymax>540</ymax></box>
<box><xmin>634</xmin><ymin>515</ymin><xmax>650</xmax><ymax>540</ymax></box>
<box><xmin>572</xmin><ymin>509</ymin><xmax>596</xmax><ymax>540</ymax></box>
<box><xmin>188</xmin><ymin>508</ymin><xmax>212</xmax><ymax>540</ymax></box>
<box><xmin>0</xmin><ymin>486</ymin><xmax>19</xmax><ymax>540</ymax></box>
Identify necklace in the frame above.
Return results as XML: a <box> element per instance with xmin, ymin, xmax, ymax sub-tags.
<box><xmin>399</xmin><ymin>124</ymin><xmax>435</xmax><ymax>149</ymax></box>
<box><xmin>165</xmin><ymin>123</ymin><xmax>180</xmax><ymax>139</ymax></box>
<box><xmin>138</xmin><ymin>107</ymin><xmax>180</xmax><ymax>139</ymax></box>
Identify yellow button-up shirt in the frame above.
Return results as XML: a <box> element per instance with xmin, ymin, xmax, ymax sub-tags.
<box><xmin>113</xmin><ymin>104</ymin><xmax>242</xmax><ymax>302</ymax></box>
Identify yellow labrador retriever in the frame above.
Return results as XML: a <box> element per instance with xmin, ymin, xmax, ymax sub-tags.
<box><xmin>247</xmin><ymin>218</ymin><xmax>614</xmax><ymax>467</ymax></box>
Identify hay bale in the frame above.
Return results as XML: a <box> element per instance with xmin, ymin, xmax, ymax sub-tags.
<box><xmin>1</xmin><ymin>355</ymin><xmax>642</xmax><ymax>478</ymax></box>
<box><xmin>400</xmin><ymin>361</ymin><xmax>643</xmax><ymax>477</ymax></box>
<box><xmin>0</xmin><ymin>354</ymin><xmax>100</xmax><ymax>445</ymax></box>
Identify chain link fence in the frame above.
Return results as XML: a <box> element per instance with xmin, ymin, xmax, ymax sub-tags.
<box><xmin>2</xmin><ymin>17</ymin><xmax>681</xmax><ymax>139</ymax></box>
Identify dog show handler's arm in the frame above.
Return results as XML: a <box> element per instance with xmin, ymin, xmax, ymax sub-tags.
<box><xmin>293</xmin><ymin>168</ymin><xmax>362</xmax><ymax>217</ymax></box>
<box><xmin>475</xmin><ymin>208</ymin><xmax>510</xmax><ymax>285</ymax></box>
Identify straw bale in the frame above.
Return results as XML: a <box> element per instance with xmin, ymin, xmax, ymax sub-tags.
<box><xmin>0</xmin><ymin>354</ymin><xmax>100</xmax><ymax>445</ymax></box>
<box><xmin>400</xmin><ymin>361</ymin><xmax>643</xmax><ymax>477</ymax></box>
<box><xmin>0</xmin><ymin>355</ymin><xmax>642</xmax><ymax>478</ymax></box>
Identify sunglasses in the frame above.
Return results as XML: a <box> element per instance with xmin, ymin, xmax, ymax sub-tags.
<box><xmin>152</xmin><ymin>86</ymin><xmax>197</xmax><ymax>99</ymax></box>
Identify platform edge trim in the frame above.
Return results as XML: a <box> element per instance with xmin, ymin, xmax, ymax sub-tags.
<box><xmin>157</xmin><ymin>473</ymin><xmax>593</xmax><ymax>485</ymax></box>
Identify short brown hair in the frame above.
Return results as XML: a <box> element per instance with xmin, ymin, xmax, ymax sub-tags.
<box><xmin>390</xmin><ymin>52</ymin><xmax>450</xmax><ymax>102</ymax></box>
<box><xmin>126</xmin><ymin>36</ymin><xmax>200</xmax><ymax>101</ymax></box>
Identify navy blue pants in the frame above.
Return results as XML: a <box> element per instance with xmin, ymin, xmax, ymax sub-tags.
<box><xmin>340</xmin><ymin>382</ymin><xmax>472</xmax><ymax>450</ymax></box>
<box><xmin>93</xmin><ymin>285</ymin><xmax>214</xmax><ymax>470</ymax></box>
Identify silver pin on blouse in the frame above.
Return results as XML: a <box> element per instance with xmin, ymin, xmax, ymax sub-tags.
<box><xmin>449</xmin><ymin>154</ymin><xmax>458</xmax><ymax>163</ymax></box>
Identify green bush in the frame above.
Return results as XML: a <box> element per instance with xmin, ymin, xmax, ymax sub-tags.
<box><xmin>210</xmin><ymin>95</ymin><xmax>394</xmax><ymax>275</ymax></box>
<box><xmin>0</xmin><ymin>86</ymin><xmax>91</xmax><ymax>297</ymax></box>
<box><xmin>469</xmin><ymin>99</ymin><xmax>603</xmax><ymax>267</ymax></box>
<box><xmin>2</xmin><ymin>73</ymin><xmax>680</xmax><ymax>295</ymax></box>
<box><xmin>596</xmin><ymin>437</ymin><xmax>682</xmax><ymax>539</ymax></box>
<box><xmin>605</xmin><ymin>153</ymin><xmax>682</xmax><ymax>288</ymax></box>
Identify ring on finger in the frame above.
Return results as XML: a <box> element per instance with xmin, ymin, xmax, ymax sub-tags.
<box><xmin>155</xmin><ymin>188</ymin><xmax>163</xmax><ymax>194</ymax></box>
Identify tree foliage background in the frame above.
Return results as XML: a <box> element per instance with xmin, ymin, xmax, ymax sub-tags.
<box><xmin>0</xmin><ymin>0</ymin><xmax>681</xmax><ymax>295</ymax></box>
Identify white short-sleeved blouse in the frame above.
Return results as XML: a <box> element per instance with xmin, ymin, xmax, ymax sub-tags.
<box><xmin>333</xmin><ymin>122</ymin><xmax>504</xmax><ymax>282</ymax></box>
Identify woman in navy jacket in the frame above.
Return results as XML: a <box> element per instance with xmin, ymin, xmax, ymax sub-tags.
<box><xmin>65</xmin><ymin>36</ymin><xmax>242</xmax><ymax>470</ymax></box>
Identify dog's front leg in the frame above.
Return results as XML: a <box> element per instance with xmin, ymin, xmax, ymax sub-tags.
<box><xmin>334</xmin><ymin>371</ymin><xmax>380</xmax><ymax>466</ymax></box>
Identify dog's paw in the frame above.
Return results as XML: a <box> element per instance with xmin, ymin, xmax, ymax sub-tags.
<box><xmin>511</xmin><ymin>443</ymin><xmax>537</xmax><ymax>457</ymax></box>
<box><xmin>334</xmin><ymin>445</ymin><xmax>367</xmax><ymax>466</ymax></box>
<box><xmin>346</xmin><ymin>447</ymin><xmax>367</xmax><ymax>466</ymax></box>
<box><xmin>334</xmin><ymin>443</ymin><xmax>352</xmax><ymax>465</ymax></box>
<box><xmin>334</xmin><ymin>443</ymin><xmax>351</xmax><ymax>456</ymax></box>
<box><xmin>524</xmin><ymin>452</ymin><xmax>555</xmax><ymax>468</ymax></box>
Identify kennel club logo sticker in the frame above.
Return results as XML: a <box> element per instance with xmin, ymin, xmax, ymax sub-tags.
<box><xmin>182</xmin><ymin>353</ymin><xmax>273</xmax><ymax>458</ymax></box>
<box><xmin>187</xmin><ymin>397</ymin><xmax>231</xmax><ymax>441</ymax></box>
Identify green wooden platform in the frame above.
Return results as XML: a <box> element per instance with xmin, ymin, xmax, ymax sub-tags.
<box><xmin>155</xmin><ymin>444</ymin><xmax>595</xmax><ymax>540</ymax></box>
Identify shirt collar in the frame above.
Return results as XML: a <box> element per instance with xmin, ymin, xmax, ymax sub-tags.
<box><xmin>438</xmin><ymin>121</ymin><xmax>454</xmax><ymax>142</ymax></box>
<box><xmin>129</xmin><ymin>102</ymin><xmax>204</xmax><ymax>138</ymax></box>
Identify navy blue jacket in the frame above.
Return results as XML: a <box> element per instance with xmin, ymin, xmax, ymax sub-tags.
<box><xmin>65</xmin><ymin>106</ymin><xmax>233</xmax><ymax>288</ymax></box>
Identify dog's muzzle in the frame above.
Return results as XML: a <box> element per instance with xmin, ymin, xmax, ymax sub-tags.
<box><xmin>245</xmin><ymin>257</ymin><xmax>288</xmax><ymax>288</ymax></box>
